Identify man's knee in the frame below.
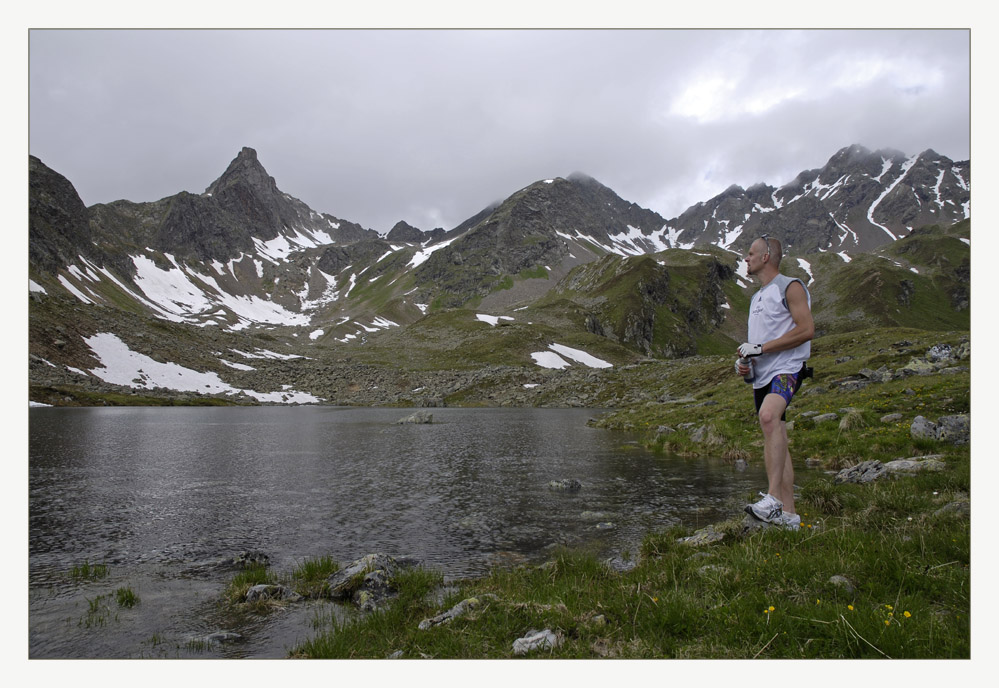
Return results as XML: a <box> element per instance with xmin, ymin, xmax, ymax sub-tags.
<box><xmin>758</xmin><ymin>396</ymin><xmax>787</xmax><ymax>431</ymax></box>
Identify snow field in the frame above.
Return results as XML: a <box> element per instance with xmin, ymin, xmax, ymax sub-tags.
<box><xmin>85</xmin><ymin>333</ymin><xmax>320</xmax><ymax>404</ymax></box>
<box><xmin>531</xmin><ymin>343</ymin><xmax>612</xmax><ymax>370</ymax></box>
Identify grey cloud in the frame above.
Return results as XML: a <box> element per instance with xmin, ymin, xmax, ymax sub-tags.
<box><xmin>29</xmin><ymin>28</ymin><xmax>969</xmax><ymax>234</ymax></box>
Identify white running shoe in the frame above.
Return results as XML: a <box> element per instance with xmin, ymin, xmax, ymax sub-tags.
<box><xmin>745</xmin><ymin>492</ymin><xmax>783</xmax><ymax>523</ymax></box>
<box><xmin>777</xmin><ymin>512</ymin><xmax>801</xmax><ymax>530</ymax></box>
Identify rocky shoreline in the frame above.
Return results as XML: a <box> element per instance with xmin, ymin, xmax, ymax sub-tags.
<box><xmin>200</xmin><ymin>441</ymin><xmax>969</xmax><ymax>657</ymax></box>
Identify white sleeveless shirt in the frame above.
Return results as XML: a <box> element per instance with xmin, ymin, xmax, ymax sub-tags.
<box><xmin>748</xmin><ymin>275</ymin><xmax>811</xmax><ymax>390</ymax></box>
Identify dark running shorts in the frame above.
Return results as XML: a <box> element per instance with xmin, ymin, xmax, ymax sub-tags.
<box><xmin>754</xmin><ymin>372</ymin><xmax>803</xmax><ymax>421</ymax></box>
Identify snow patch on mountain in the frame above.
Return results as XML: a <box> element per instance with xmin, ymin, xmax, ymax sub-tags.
<box><xmin>797</xmin><ymin>258</ymin><xmax>814</xmax><ymax>285</ymax></box>
<box><xmin>126</xmin><ymin>253</ymin><xmax>313</xmax><ymax>331</ymax></box>
<box><xmin>220</xmin><ymin>359</ymin><xmax>255</xmax><ymax>371</ymax></box>
<box><xmin>531</xmin><ymin>351</ymin><xmax>570</xmax><ymax>369</ymax></box>
<box><xmin>719</xmin><ymin>223</ymin><xmax>745</xmax><ymax>250</ymax></box>
<box><xmin>333</xmin><ymin>316</ymin><xmax>400</xmax><ymax>343</ymax></box>
<box><xmin>531</xmin><ymin>343</ymin><xmax>612</xmax><ymax>369</ymax></box>
<box><xmin>549</xmin><ymin>343</ymin><xmax>612</xmax><ymax>368</ymax></box>
<box><xmin>408</xmin><ymin>235</ymin><xmax>460</xmax><ymax>268</ymax></box>
<box><xmin>867</xmin><ymin>154</ymin><xmax>918</xmax><ymax>240</ymax></box>
<box><xmin>58</xmin><ymin>274</ymin><xmax>97</xmax><ymax>304</ymax></box>
<box><xmin>85</xmin><ymin>332</ymin><xmax>320</xmax><ymax>403</ymax></box>
<box><xmin>252</xmin><ymin>225</ymin><xmax>335</xmax><ymax>264</ymax></box>
<box><xmin>476</xmin><ymin>314</ymin><xmax>515</xmax><ymax>326</ymax></box>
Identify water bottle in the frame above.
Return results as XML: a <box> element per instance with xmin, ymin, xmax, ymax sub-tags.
<box><xmin>739</xmin><ymin>357</ymin><xmax>754</xmax><ymax>383</ymax></box>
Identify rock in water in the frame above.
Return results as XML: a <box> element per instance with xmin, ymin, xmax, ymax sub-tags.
<box><xmin>244</xmin><ymin>584</ymin><xmax>301</xmax><ymax>602</ymax></box>
<box><xmin>396</xmin><ymin>411</ymin><xmax>433</xmax><ymax>424</ymax></box>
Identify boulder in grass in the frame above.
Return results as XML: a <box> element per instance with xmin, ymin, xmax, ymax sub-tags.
<box><xmin>911</xmin><ymin>414</ymin><xmax>970</xmax><ymax>445</ymax></box>
<box><xmin>834</xmin><ymin>460</ymin><xmax>887</xmax><ymax>484</ymax></box>
<box><xmin>910</xmin><ymin>415</ymin><xmax>938</xmax><ymax>441</ymax></box>
<box><xmin>326</xmin><ymin>553</ymin><xmax>417</xmax><ymax>609</ymax></box>
<box><xmin>884</xmin><ymin>456</ymin><xmax>946</xmax><ymax>475</ymax></box>
<box><xmin>513</xmin><ymin>629</ymin><xmax>563</xmax><ymax>655</ymax></box>
<box><xmin>418</xmin><ymin>595</ymin><xmax>497</xmax><ymax>630</ymax></box>
<box><xmin>935</xmin><ymin>414</ymin><xmax>969</xmax><ymax>445</ymax></box>
<box><xmin>678</xmin><ymin>524</ymin><xmax>726</xmax><ymax>546</ymax></box>
<box><xmin>828</xmin><ymin>575</ymin><xmax>855</xmax><ymax>594</ymax></box>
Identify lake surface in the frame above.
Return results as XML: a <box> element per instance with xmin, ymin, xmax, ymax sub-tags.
<box><xmin>29</xmin><ymin>406</ymin><xmax>768</xmax><ymax>658</ymax></box>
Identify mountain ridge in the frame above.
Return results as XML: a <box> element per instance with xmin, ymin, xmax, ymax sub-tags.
<box><xmin>28</xmin><ymin>144</ymin><xmax>970</xmax><ymax>406</ymax></box>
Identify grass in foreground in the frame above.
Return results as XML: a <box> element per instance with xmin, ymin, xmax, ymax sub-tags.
<box><xmin>291</xmin><ymin>451</ymin><xmax>969</xmax><ymax>659</ymax></box>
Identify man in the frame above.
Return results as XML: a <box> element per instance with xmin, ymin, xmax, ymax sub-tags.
<box><xmin>735</xmin><ymin>235</ymin><xmax>814</xmax><ymax>530</ymax></box>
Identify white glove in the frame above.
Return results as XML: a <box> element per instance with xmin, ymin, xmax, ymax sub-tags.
<box><xmin>734</xmin><ymin>359</ymin><xmax>744</xmax><ymax>375</ymax></box>
<box><xmin>738</xmin><ymin>342</ymin><xmax>763</xmax><ymax>357</ymax></box>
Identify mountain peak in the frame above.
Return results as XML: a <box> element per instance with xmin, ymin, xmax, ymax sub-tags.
<box><xmin>386</xmin><ymin>220</ymin><xmax>424</xmax><ymax>242</ymax></box>
<box><xmin>205</xmin><ymin>147</ymin><xmax>277</xmax><ymax>197</ymax></box>
<box><xmin>566</xmin><ymin>172</ymin><xmax>601</xmax><ymax>186</ymax></box>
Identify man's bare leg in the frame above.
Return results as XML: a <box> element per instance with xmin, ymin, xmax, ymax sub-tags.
<box><xmin>780</xmin><ymin>438</ymin><xmax>795</xmax><ymax>515</ymax></box>
<box><xmin>758</xmin><ymin>393</ymin><xmax>794</xmax><ymax>511</ymax></box>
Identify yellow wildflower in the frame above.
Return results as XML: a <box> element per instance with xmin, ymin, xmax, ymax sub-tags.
<box><xmin>847</xmin><ymin>605</ymin><xmax>854</xmax><ymax>611</ymax></box>
<box><xmin>904</xmin><ymin>611</ymin><xmax>911</xmax><ymax>618</ymax></box>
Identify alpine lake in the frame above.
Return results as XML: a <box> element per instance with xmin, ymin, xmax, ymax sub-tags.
<box><xmin>29</xmin><ymin>405</ymin><xmax>777</xmax><ymax>658</ymax></box>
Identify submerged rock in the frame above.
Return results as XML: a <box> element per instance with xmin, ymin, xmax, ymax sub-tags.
<box><xmin>201</xmin><ymin>631</ymin><xmax>243</xmax><ymax>644</ymax></box>
<box><xmin>547</xmin><ymin>478</ymin><xmax>582</xmax><ymax>492</ymax></box>
<box><xmin>228</xmin><ymin>550</ymin><xmax>270</xmax><ymax>569</ymax></box>
<box><xmin>245</xmin><ymin>584</ymin><xmax>302</xmax><ymax>602</ymax></box>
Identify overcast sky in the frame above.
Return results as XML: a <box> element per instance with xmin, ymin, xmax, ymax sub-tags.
<box><xmin>28</xmin><ymin>28</ymin><xmax>969</xmax><ymax>234</ymax></box>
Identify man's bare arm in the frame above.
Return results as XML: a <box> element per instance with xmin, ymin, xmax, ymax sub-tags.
<box><xmin>760</xmin><ymin>282</ymin><xmax>814</xmax><ymax>354</ymax></box>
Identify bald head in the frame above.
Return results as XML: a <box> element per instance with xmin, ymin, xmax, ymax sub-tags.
<box><xmin>755</xmin><ymin>236</ymin><xmax>783</xmax><ymax>269</ymax></box>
